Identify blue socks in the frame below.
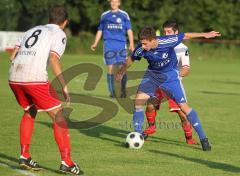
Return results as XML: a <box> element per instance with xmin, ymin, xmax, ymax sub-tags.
<box><xmin>133</xmin><ymin>109</ymin><xmax>144</xmax><ymax>133</ymax></box>
<box><xmin>187</xmin><ymin>108</ymin><xmax>206</xmax><ymax>140</ymax></box>
<box><xmin>107</xmin><ymin>74</ymin><xmax>115</xmax><ymax>95</ymax></box>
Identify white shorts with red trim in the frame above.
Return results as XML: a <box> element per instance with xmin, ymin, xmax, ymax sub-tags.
<box><xmin>9</xmin><ymin>81</ymin><xmax>61</xmax><ymax>112</ymax></box>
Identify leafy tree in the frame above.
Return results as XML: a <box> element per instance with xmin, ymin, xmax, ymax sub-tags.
<box><xmin>0</xmin><ymin>0</ymin><xmax>239</xmax><ymax>39</ymax></box>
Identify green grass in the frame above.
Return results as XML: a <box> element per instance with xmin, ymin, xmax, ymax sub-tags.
<box><xmin>0</xmin><ymin>52</ymin><xmax>240</xmax><ymax>176</ymax></box>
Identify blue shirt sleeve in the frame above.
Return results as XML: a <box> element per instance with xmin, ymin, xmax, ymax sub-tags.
<box><xmin>125</xmin><ymin>14</ymin><xmax>131</xmax><ymax>30</ymax></box>
<box><xmin>174</xmin><ymin>32</ymin><xmax>185</xmax><ymax>47</ymax></box>
<box><xmin>159</xmin><ymin>33</ymin><xmax>185</xmax><ymax>48</ymax></box>
<box><xmin>131</xmin><ymin>44</ymin><xmax>143</xmax><ymax>61</ymax></box>
<box><xmin>98</xmin><ymin>14</ymin><xmax>105</xmax><ymax>31</ymax></box>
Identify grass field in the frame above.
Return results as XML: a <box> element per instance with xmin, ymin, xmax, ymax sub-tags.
<box><xmin>0</xmin><ymin>51</ymin><xmax>240</xmax><ymax>176</ymax></box>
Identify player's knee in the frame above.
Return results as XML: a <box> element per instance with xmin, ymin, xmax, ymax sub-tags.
<box><xmin>178</xmin><ymin>103</ymin><xmax>191</xmax><ymax>115</ymax></box>
<box><xmin>47</xmin><ymin>107</ymin><xmax>64</xmax><ymax>121</ymax></box>
<box><xmin>28</xmin><ymin>106</ymin><xmax>37</xmax><ymax>118</ymax></box>
<box><xmin>146</xmin><ymin>97</ymin><xmax>159</xmax><ymax>111</ymax></box>
<box><xmin>107</xmin><ymin>65</ymin><xmax>114</xmax><ymax>74</ymax></box>
<box><xmin>134</xmin><ymin>99</ymin><xmax>146</xmax><ymax>108</ymax></box>
<box><xmin>146</xmin><ymin>104</ymin><xmax>156</xmax><ymax>112</ymax></box>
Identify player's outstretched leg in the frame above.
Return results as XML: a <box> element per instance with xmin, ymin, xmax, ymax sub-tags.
<box><xmin>179</xmin><ymin>103</ymin><xmax>211</xmax><ymax>151</ymax></box>
<box><xmin>186</xmin><ymin>108</ymin><xmax>211</xmax><ymax>151</ymax></box>
<box><xmin>169</xmin><ymin>99</ymin><xmax>197</xmax><ymax>144</ymax></box>
<box><xmin>174</xmin><ymin>109</ymin><xmax>197</xmax><ymax>145</ymax></box>
<box><xmin>49</xmin><ymin>108</ymin><xmax>84</xmax><ymax>175</ymax></box>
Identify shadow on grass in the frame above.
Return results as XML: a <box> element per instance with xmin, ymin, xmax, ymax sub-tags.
<box><xmin>146</xmin><ymin>136</ymin><xmax>201</xmax><ymax>150</ymax></box>
<box><xmin>37</xmin><ymin>121</ymin><xmax>129</xmax><ymax>147</ymax></box>
<box><xmin>200</xmin><ymin>90</ymin><xmax>240</xmax><ymax>96</ymax></box>
<box><xmin>212</xmin><ymin>80</ymin><xmax>240</xmax><ymax>85</ymax></box>
<box><xmin>0</xmin><ymin>153</ymin><xmax>61</xmax><ymax>174</ymax></box>
<box><xmin>149</xmin><ymin>149</ymin><xmax>240</xmax><ymax>173</ymax></box>
<box><xmin>38</xmin><ymin>121</ymin><xmax>202</xmax><ymax>150</ymax></box>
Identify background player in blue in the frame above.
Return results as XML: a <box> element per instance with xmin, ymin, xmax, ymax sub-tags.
<box><xmin>116</xmin><ymin>27</ymin><xmax>221</xmax><ymax>151</ymax></box>
<box><xmin>91</xmin><ymin>0</ymin><xmax>134</xmax><ymax>98</ymax></box>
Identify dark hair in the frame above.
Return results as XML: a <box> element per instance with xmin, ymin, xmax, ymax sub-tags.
<box><xmin>162</xmin><ymin>20</ymin><xmax>179</xmax><ymax>32</ymax></box>
<box><xmin>138</xmin><ymin>27</ymin><xmax>156</xmax><ymax>41</ymax></box>
<box><xmin>49</xmin><ymin>5</ymin><xmax>68</xmax><ymax>25</ymax></box>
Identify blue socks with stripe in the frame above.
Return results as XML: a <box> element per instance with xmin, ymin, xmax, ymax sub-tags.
<box><xmin>187</xmin><ymin>108</ymin><xmax>206</xmax><ymax>140</ymax></box>
<box><xmin>107</xmin><ymin>73</ymin><xmax>115</xmax><ymax>96</ymax></box>
<box><xmin>133</xmin><ymin>109</ymin><xmax>144</xmax><ymax>133</ymax></box>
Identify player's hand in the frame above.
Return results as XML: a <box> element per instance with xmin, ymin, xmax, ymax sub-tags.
<box><xmin>63</xmin><ymin>86</ymin><xmax>71</xmax><ymax>107</ymax></box>
<box><xmin>91</xmin><ymin>43</ymin><xmax>97</xmax><ymax>51</ymax></box>
<box><xmin>129</xmin><ymin>45</ymin><xmax>135</xmax><ymax>52</ymax></box>
<box><xmin>204</xmin><ymin>31</ymin><xmax>221</xmax><ymax>38</ymax></box>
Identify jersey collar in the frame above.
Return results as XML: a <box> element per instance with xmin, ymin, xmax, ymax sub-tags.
<box><xmin>46</xmin><ymin>24</ymin><xmax>60</xmax><ymax>29</ymax></box>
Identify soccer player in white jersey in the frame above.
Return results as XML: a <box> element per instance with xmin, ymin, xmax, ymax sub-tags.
<box><xmin>9</xmin><ymin>5</ymin><xmax>83</xmax><ymax>175</ymax></box>
<box><xmin>143</xmin><ymin>20</ymin><xmax>197</xmax><ymax>145</ymax></box>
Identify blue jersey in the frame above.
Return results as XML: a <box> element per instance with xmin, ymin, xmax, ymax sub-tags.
<box><xmin>98</xmin><ymin>10</ymin><xmax>131</xmax><ymax>42</ymax></box>
<box><xmin>131</xmin><ymin>33</ymin><xmax>185</xmax><ymax>73</ymax></box>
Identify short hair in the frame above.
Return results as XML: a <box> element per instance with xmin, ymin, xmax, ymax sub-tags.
<box><xmin>162</xmin><ymin>20</ymin><xmax>179</xmax><ymax>32</ymax></box>
<box><xmin>49</xmin><ymin>5</ymin><xmax>68</xmax><ymax>25</ymax></box>
<box><xmin>138</xmin><ymin>27</ymin><xmax>156</xmax><ymax>41</ymax></box>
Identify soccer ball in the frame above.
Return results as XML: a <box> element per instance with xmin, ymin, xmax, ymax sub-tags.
<box><xmin>125</xmin><ymin>132</ymin><xmax>144</xmax><ymax>149</ymax></box>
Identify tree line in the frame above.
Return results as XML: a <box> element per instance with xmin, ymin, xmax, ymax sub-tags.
<box><xmin>0</xmin><ymin>0</ymin><xmax>239</xmax><ymax>39</ymax></box>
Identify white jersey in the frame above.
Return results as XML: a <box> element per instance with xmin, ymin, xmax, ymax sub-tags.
<box><xmin>9</xmin><ymin>24</ymin><xmax>66</xmax><ymax>83</ymax></box>
<box><xmin>174</xmin><ymin>43</ymin><xmax>190</xmax><ymax>71</ymax></box>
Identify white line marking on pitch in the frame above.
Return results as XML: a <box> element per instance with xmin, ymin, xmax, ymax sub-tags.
<box><xmin>0</xmin><ymin>162</ymin><xmax>37</xmax><ymax>176</ymax></box>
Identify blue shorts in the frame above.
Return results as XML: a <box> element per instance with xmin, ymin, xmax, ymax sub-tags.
<box><xmin>103</xmin><ymin>40</ymin><xmax>127</xmax><ymax>65</ymax></box>
<box><xmin>137</xmin><ymin>69</ymin><xmax>187</xmax><ymax>103</ymax></box>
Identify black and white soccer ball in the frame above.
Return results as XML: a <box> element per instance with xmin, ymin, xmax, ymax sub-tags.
<box><xmin>125</xmin><ymin>132</ymin><xmax>144</xmax><ymax>149</ymax></box>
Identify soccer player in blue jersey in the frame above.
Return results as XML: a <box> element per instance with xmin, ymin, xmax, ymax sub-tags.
<box><xmin>116</xmin><ymin>27</ymin><xmax>220</xmax><ymax>151</ymax></box>
<box><xmin>91</xmin><ymin>0</ymin><xmax>134</xmax><ymax>98</ymax></box>
<box><xmin>143</xmin><ymin>20</ymin><xmax>197</xmax><ymax>145</ymax></box>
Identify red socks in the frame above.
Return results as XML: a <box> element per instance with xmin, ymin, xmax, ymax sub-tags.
<box><xmin>182</xmin><ymin>123</ymin><xmax>198</xmax><ymax>145</ymax></box>
<box><xmin>20</xmin><ymin>113</ymin><xmax>34</xmax><ymax>158</ymax></box>
<box><xmin>20</xmin><ymin>112</ymin><xmax>74</xmax><ymax>166</ymax></box>
<box><xmin>53</xmin><ymin>120</ymin><xmax>73</xmax><ymax>166</ymax></box>
<box><xmin>182</xmin><ymin>123</ymin><xmax>193</xmax><ymax>139</ymax></box>
<box><xmin>145</xmin><ymin>111</ymin><xmax>157</xmax><ymax>125</ymax></box>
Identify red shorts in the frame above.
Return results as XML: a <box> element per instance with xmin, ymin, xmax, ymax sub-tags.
<box><xmin>168</xmin><ymin>98</ymin><xmax>181</xmax><ymax>112</ymax></box>
<box><xmin>9</xmin><ymin>81</ymin><xmax>61</xmax><ymax>112</ymax></box>
<box><xmin>155</xmin><ymin>88</ymin><xmax>180</xmax><ymax>112</ymax></box>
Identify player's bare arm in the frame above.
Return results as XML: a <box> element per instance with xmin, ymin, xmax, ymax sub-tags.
<box><xmin>127</xmin><ymin>29</ymin><xmax>134</xmax><ymax>51</ymax></box>
<box><xmin>49</xmin><ymin>53</ymin><xmax>70</xmax><ymax>106</ymax></box>
<box><xmin>9</xmin><ymin>47</ymin><xmax>19</xmax><ymax>61</ymax></box>
<box><xmin>184</xmin><ymin>31</ymin><xmax>221</xmax><ymax>39</ymax></box>
<box><xmin>91</xmin><ymin>30</ymin><xmax>103</xmax><ymax>51</ymax></box>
